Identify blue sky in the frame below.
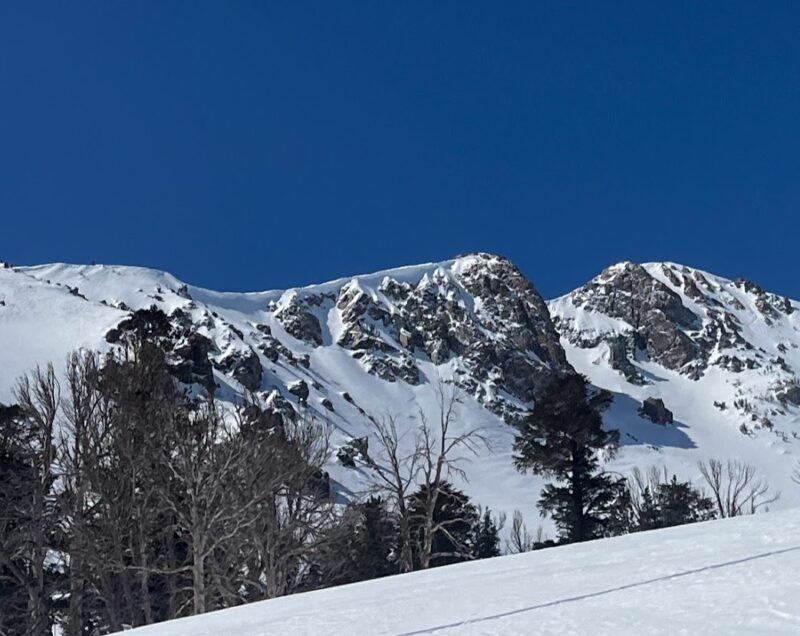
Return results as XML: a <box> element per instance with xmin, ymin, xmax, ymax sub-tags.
<box><xmin>1</xmin><ymin>2</ymin><xmax>799</xmax><ymax>299</ymax></box>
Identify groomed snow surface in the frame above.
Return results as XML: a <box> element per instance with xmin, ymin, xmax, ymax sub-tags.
<box><xmin>122</xmin><ymin>508</ymin><xmax>800</xmax><ymax>635</ymax></box>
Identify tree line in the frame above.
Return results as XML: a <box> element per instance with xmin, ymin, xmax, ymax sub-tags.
<box><xmin>0</xmin><ymin>309</ymin><xmax>784</xmax><ymax>634</ymax></box>
<box><xmin>0</xmin><ymin>310</ymin><xmax>501</xmax><ymax>635</ymax></box>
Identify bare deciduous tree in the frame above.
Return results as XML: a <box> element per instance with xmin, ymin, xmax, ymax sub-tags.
<box><xmin>366</xmin><ymin>381</ymin><xmax>489</xmax><ymax>571</ymax></box>
<box><xmin>698</xmin><ymin>458</ymin><xmax>779</xmax><ymax>517</ymax></box>
<box><xmin>2</xmin><ymin>365</ymin><xmax>60</xmax><ymax>636</ymax></box>
<box><xmin>363</xmin><ymin>413</ymin><xmax>419</xmax><ymax>573</ymax></box>
<box><xmin>507</xmin><ymin>510</ymin><xmax>534</xmax><ymax>554</ymax></box>
<box><xmin>414</xmin><ymin>382</ymin><xmax>488</xmax><ymax>569</ymax></box>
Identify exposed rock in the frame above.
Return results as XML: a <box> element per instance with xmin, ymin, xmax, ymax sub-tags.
<box><xmin>255</xmin><ymin>323</ymin><xmax>272</xmax><ymax>335</ymax></box>
<box><xmin>607</xmin><ymin>334</ymin><xmax>647</xmax><ymax>384</ymax></box>
<box><xmin>554</xmin><ymin>262</ymin><xmax>702</xmax><ymax>375</ymax></box>
<box><xmin>215</xmin><ymin>346</ymin><xmax>262</xmax><ymax>392</ymax></box>
<box><xmin>639</xmin><ymin>397</ymin><xmax>674</xmax><ymax>425</ymax></box>
<box><xmin>288</xmin><ymin>379</ymin><xmax>310</xmax><ymax>403</ymax></box>
<box><xmin>275</xmin><ymin>300</ymin><xmax>323</xmax><ymax>346</ymax></box>
<box><xmin>776</xmin><ymin>382</ymin><xmax>800</xmax><ymax>406</ymax></box>
<box><xmin>320</xmin><ymin>397</ymin><xmax>335</xmax><ymax>412</ymax></box>
<box><xmin>337</xmin><ymin>436</ymin><xmax>370</xmax><ymax>468</ymax></box>
<box><xmin>332</xmin><ymin>253</ymin><xmax>569</xmax><ymax>407</ymax></box>
<box><xmin>172</xmin><ymin>332</ymin><xmax>216</xmax><ymax>392</ymax></box>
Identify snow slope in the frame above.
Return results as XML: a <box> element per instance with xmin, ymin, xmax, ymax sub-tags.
<box><xmin>120</xmin><ymin>508</ymin><xmax>800</xmax><ymax>635</ymax></box>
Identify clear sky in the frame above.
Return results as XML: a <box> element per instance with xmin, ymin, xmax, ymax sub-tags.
<box><xmin>1</xmin><ymin>2</ymin><xmax>799</xmax><ymax>299</ymax></box>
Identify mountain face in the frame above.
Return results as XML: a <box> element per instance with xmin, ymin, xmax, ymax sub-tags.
<box><xmin>549</xmin><ymin>261</ymin><xmax>800</xmax><ymax>432</ymax></box>
<box><xmin>1</xmin><ymin>255</ymin><xmax>798</xmax><ymax>521</ymax></box>
<box><xmin>549</xmin><ymin>261</ymin><xmax>800</xmax><ymax>507</ymax></box>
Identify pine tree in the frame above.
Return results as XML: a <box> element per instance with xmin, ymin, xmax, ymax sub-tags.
<box><xmin>408</xmin><ymin>482</ymin><xmax>478</xmax><ymax>568</ymax></box>
<box><xmin>513</xmin><ymin>374</ymin><xmax>623</xmax><ymax>543</ymax></box>
<box><xmin>351</xmin><ymin>497</ymin><xmax>397</xmax><ymax>579</ymax></box>
<box><xmin>471</xmin><ymin>508</ymin><xmax>502</xmax><ymax>559</ymax></box>
<box><xmin>623</xmin><ymin>468</ymin><xmax>716</xmax><ymax>533</ymax></box>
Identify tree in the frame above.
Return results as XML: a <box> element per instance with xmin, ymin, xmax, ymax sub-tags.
<box><xmin>347</xmin><ymin>497</ymin><xmax>397</xmax><ymax>580</ymax></box>
<box><xmin>413</xmin><ymin>383</ymin><xmax>488</xmax><ymax>569</ymax></box>
<box><xmin>506</xmin><ymin>510</ymin><xmax>534</xmax><ymax>554</ymax></box>
<box><xmin>0</xmin><ymin>367</ymin><xmax>60</xmax><ymax>636</ymax></box>
<box><xmin>365</xmin><ymin>381</ymin><xmax>488</xmax><ymax>571</ymax></box>
<box><xmin>309</xmin><ymin>497</ymin><xmax>397</xmax><ymax>587</ymax></box>
<box><xmin>231</xmin><ymin>406</ymin><xmax>335</xmax><ymax>603</ymax></box>
<box><xmin>623</xmin><ymin>467</ymin><xmax>714</xmax><ymax>532</ymax></box>
<box><xmin>408</xmin><ymin>482</ymin><xmax>478</xmax><ymax>568</ymax></box>
<box><xmin>363</xmin><ymin>414</ymin><xmax>419</xmax><ymax>573</ymax></box>
<box><xmin>471</xmin><ymin>507</ymin><xmax>503</xmax><ymax>560</ymax></box>
<box><xmin>513</xmin><ymin>374</ymin><xmax>622</xmax><ymax>543</ymax></box>
<box><xmin>698</xmin><ymin>459</ymin><xmax>779</xmax><ymax>518</ymax></box>
<box><xmin>0</xmin><ymin>403</ymin><xmax>36</xmax><ymax>635</ymax></box>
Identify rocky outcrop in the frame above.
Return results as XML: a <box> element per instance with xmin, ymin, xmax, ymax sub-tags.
<box><xmin>554</xmin><ymin>262</ymin><xmax>702</xmax><ymax>375</ymax></box>
<box><xmin>640</xmin><ymin>397</ymin><xmax>674</xmax><ymax>425</ymax></box>
<box><xmin>107</xmin><ymin>306</ymin><xmax>217</xmax><ymax>393</ymax></box>
<box><xmin>607</xmin><ymin>334</ymin><xmax>647</xmax><ymax>384</ymax></box>
<box><xmin>288</xmin><ymin>379</ymin><xmax>309</xmax><ymax>403</ymax></box>
<box><xmin>337</xmin><ymin>436</ymin><xmax>370</xmax><ymax>468</ymax></box>
<box><xmin>215</xmin><ymin>346</ymin><xmax>262</xmax><ymax>392</ymax></box>
<box><xmin>551</xmin><ymin>261</ymin><xmax>800</xmax><ymax>442</ymax></box>
<box><xmin>275</xmin><ymin>298</ymin><xmax>324</xmax><ymax>346</ymax></box>
<box><xmin>331</xmin><ymin>254</ymin><xmax>570</xmax><ymax>419</ymax></box>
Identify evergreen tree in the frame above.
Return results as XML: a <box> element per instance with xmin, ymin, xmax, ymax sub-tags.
<box><xmin>471</xmin><ymin>508</ymin><xmax>502</xmax><ymax>559</ymax></box>
<box><xmin>305</xmin><ymin>497</ymin><xmax>397</xmax><ymax>588</ymax></box>
<box><xmin>408</xmin><ymin>482</ymin><xmax>478</xmax><ymax>568</ymax></box>
<box><xmin>637</xmin><ymin>476</ymin><xmax>715</xmax><ymax>531</ymax></box>
<box><xmin>513</xmin><ymin>374</ymin><xmax>623</xmax><ymax>543</ymax></box>
<box><xmin>351</xmin><ymin>497</ymin><xmax>397</xmax><ymax>579</ymax></box>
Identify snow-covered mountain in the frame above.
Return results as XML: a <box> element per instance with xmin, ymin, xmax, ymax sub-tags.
<box><xmin>119</xmin><ymin>508</ymin><xmax>800</xmax><ymax>635</ymax></box>
<box><xmin>1</xmin><ymin>255</ymin><xmax>798</xmax><ymax>521</ymax></box>
<box><xmin>549</xmin><ymin>261</ymin><xmax>800</xmax><ymax>506</ymax></box>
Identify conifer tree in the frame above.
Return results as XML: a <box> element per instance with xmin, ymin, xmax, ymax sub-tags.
<box><xmin>471</xmin><ymin>508</ymin><xmax>502</xmax><ymax>559</ymax></box>
<box><xmin>513</xmin><ymin>374</ymin><xmax>623</xmax><ymax>543</ymax></box>
<box><xmin>408</xmin><ymin>482</ymin><xmax>478</xmax><ymax>568</ymax></box>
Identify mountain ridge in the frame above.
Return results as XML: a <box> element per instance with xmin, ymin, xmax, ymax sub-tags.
<box><xmin>1</xmin><ymin>253</ymin><xmax>798</xmax><ymax>522</ymax></box>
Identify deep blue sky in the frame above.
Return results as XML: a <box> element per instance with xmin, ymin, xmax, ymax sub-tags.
<box><xmin>1</xmin><ymin>3</ymin><xmax>799</xmax><ymax>299</ymax></box>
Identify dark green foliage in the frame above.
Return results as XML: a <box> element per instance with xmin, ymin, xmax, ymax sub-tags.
<box><xmin>471</xmin><ymin>508</ymin><xmax>502</xmax><ymax>559</ymax></box>
<box><xmin>537</xmin><ymin>472</ymin><xmax>628</xmax><ymax>542</ymax></box>
<box><xmin>351</xmin><ymin>497</ymin><xmax>398</xmax><ymax>579</ymax></box>
<box><xmin>311</xmin><ymin>497</ymin><xmax>397</xmax><ymax>588</ymax></box>
<box><xmin>635</xmin><ymin>476</ymin><xmax>715</xmax><ymax>531</ymax></box>
<box><xmin>0</xmin><ymin>403</ymin><xmax>33</xmax><ymax>634</ymax></box>
<box><xmin>408</xmin><ymin>482</ymin><xmax>478</xmax><ymax>568</ymax></box>
<box><xmin>514</xmin><ymin>374</ymin><xmax>621</xmax><ymax>543</ymax></box>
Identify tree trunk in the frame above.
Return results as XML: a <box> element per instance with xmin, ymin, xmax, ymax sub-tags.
<box><xmin>193</xmin><ymin>542</ymin><xmax>206</xmax><ymax>615</ymax></box>
<box><xmin>570</xmin><ymin>441</ymin><xmax>585</xmax><ymax>542</ymax></box>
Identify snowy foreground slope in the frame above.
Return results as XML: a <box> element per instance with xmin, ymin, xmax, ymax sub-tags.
<box><xmin>1</xmin><ymin>254</ymin><xmax>799</xmax><ymax>524</ymax></box>
<box><xmin>121</xmin><ymin>508</ymin><xmax>800</xmax><ymax>635</ymax></box>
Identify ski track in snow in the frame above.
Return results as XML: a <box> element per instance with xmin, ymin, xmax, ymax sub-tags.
<box><xmin>120</xmin><ymin>508</ymin><xmax>800</xmax><ymax>635</ymax></box>
<box><xmin>396</xmin><ymin>544</ymin><xmax>800</xmax><ymax>635</ymax></box>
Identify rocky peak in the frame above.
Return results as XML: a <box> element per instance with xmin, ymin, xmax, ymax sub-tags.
<box><xmin>553</xmin><ymin>261</ymin><xmax>702</xmax><ymax>374</ymax></box>
<box><xmin>550</xmin><ymin>260</ymin><xmax>800</xmax><ymax>441</ymax></box>
<box><xmin>322</xmin><ymin>252</ymin><xmax>570</xmax><ymax>421</ymax></box>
